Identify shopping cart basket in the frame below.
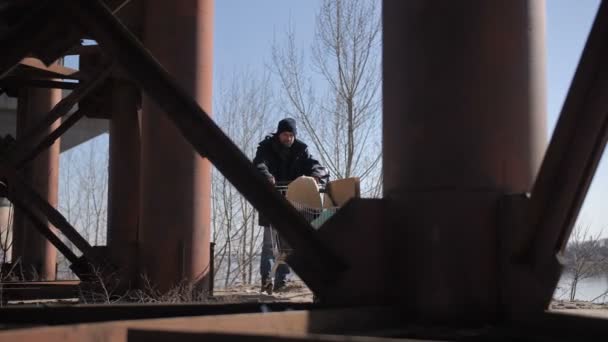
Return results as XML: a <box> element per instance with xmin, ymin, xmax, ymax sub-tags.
<box><xmin>264</xmin><ymin>180</ymin><xmax>339</xmax><ymax>294</ymax></box>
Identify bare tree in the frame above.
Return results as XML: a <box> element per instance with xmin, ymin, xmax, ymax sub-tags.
<box><xmin>75</xmin><ymin>137</ymin><xmax>108</xmax><ymax>246</ymax></box>
<box><xmin>211</xmin><ymin>69</ymin><xmax>275</xmax><ymax>287</ymax></box>
<box><xmin>272</xmin><ymin>0</ymin><xmax>382</xmax><ymax>196</ymax></box>
<box><xmin>57</xmin><ymin>135</ymin><xmax>109</xmax><ymax>279</ymax></box>
<box><xmin>561</xmin><ymin>222</ymin><xmax>608</xmax><ymax>301</ymax></box>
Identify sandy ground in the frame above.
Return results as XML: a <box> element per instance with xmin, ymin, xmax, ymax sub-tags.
<box><xmin>212</xmin><ymin>280</ymin><xmax>313</xmax><ymax>303</ymax></box>
<box><xmin>549</xmin><ymin>300</ymin><xmax>608</xmax><ymax>319</ymax></box>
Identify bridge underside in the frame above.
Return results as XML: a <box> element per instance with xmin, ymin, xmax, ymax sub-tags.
<box><xmin>0</xmin><ymin>0</ymin><xmax>608</xmax><ymax>341</ymax></box>
<box><xmin>1</xmin><ymin>104</ymin><xmax>108</xmax><ymax>152</ymax></box>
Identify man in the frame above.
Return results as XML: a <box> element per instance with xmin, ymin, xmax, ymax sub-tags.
<box><xmin>253</xmin><ymin>118</ymin><xmax>329</xmax><ymax>292</ymax></box>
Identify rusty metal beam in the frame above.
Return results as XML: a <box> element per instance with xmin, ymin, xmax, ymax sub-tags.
<box><xmin>4</xmin><ymin>63</ymin><xmax>113</xmax><ymax>165</ymax></box>
<box><xmin>5</xmin><ymin>172</ymin><xmax>104</xmax><ymax>280</ymax></box>
<box><xmin>16</xmin><ymin>108</ymin><xmax>87</xmax><ymax>169</ymax></box>
<box><xmin>0</xmin><ymin>301</ymin><xmax>318</xmax><ymax>325</ymax></box>
<box><xmin>0</xmin><ymin>182</ymin><xmax>78</xmax><ymax>264</ymax></box>
<box><xmin>0</xmin><ymin>281</ymin><xmax>80</xmax><ymax>303</ymax></box>
<box><xmin>0</xmin><ymin>306</ymin><xmax>404</xmax><ymax>339</ymax></box>
<box><xmin>61</xmin><ymin>0</ymin><xmax>346</xmax><ymax>294</ymax></box>
<box><xmin>3</xmin><ymin>174</ymin><xmax>94</xmax><ymax>258</ymax></box>
<box><xmin>63</xmin><ymin>44</ymin><xmax>102</xmax><ymax>56</ymax></box>
<box><xmin>0</xmin><ymin>78</ymin><xmax>79</xmax><ymax>90</ymax></box>
<box><xmin>522</xmin><ymin>3</ymin><xmax>608</xmax><ymax>268</ymax></box>
<box><xmin>12</xmin><ymin>176</ymin><xmax>94</xmax><ymax>257</ymax></box>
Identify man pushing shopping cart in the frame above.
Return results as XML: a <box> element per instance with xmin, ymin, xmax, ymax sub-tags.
<box><xmin>252</xmin><ymin>118</ymin><xmax>329</xmax><ymax>293</ymax></box>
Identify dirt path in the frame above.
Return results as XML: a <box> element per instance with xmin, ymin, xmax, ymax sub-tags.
<box><xmin>212</xmin><ymin>280</ymin><xmax>313</xmax><ymax>303</ymax></box>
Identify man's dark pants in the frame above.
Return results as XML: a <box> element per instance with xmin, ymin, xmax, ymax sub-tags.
<box><xmin>260</xmin><ymin>225</ymin><xmax>290</xmax><ymax>287</ymax></box>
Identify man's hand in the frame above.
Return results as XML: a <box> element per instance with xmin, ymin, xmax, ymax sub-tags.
<box><xmin>268</xmin><ymin>176</ymin><xmax>276</xmax><ymax>185</ymax></box>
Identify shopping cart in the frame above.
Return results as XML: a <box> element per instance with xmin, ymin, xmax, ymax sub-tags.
<box><xmin>264</xmin><ymin>180</ymin><xmax>339</xmax><ymax>294</ymax></box>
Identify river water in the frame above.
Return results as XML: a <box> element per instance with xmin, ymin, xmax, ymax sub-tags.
<box><xmin>554</xmin><ymin>273</ymin><xmax>608</xmax><ymax>302</ymax></box>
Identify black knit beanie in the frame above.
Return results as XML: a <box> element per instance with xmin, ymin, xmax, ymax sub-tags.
<box><xmin>277</xmin><ymin>118</ymin><xmax>297</xmax><ymax>136</ymax></box>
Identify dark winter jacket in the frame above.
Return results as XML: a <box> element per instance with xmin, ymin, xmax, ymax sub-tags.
<box><xmin>253</xmin><ymin>134</ymin><xmax>329</xmax><ymax>185</ymax></box>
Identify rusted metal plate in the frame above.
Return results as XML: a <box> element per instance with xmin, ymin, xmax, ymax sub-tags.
<box><xmin>308</xmin><ymin>195</ymin><xmax>503</xmax><ymax>322</ymax></box>
<box><xmin>0</xmin><ymin>306</ymin><xmax>404</xmax><ymax>341</ymax></box>
<box><xmin>125</xmin><ymin>330</ymin><xmax>428</xmax><ymax>342</ymax></box>
<box><xmin>0</xmin><ymin>302</ymin><xmax>315</xmax><ymax>325</ymax></box>
<box><xmin>1</xmin><ymin>302</ymin><xmax>303</xmax><ymax>325</ymax></box>
<box><xmin>289</xmin><ymin>199</ymin><xmax>387</xmax><ymax>305</ymax></box>
<box><xmin>496</xmin><ymin>194</ymin><xmax>554</xmax><ymax>320</ymax></box>
<box><xmin>0</xmin><ymin>281</ymin><xmax>80</xmax><ymax>302</ymax></box>
<box><xmin>2</xmin><ymin>304</ymin><xmax>603</xmax><ymax>341</ymax></box>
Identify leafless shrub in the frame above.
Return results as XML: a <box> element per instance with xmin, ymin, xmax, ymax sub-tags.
<box><xmin>560</xmin><ymin>222</ymin><xmax>608</xmax><ymax>301</ymax></box>
<box><xmin>78</xmin><ymin>263</ymin><xmax>124</xmax><ymax>304</ymax></box>
<box><xmin>123</xmin><ymin>274</ymin><xmax>210</xmax><ymax>304</ymax></box>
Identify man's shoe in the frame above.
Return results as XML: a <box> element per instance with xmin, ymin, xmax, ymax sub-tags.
<box><xmin>261</xmin><ymin>278</ymin><xmax>273</xmax><ymax>294</ymax></box>
<box><xmin>273</xmin><ymin>280</ymin><xmax>287</xmax><ymax>293</ymax></box>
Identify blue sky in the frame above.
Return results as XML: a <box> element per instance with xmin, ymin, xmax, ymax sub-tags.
<box><xmin>546</xmin><ymin>0</ymin><xmax>601</xmax><ymax>131</ymax></box>
<box><xmin>214</xmin><ymin>0</ymin><xmax>320</xmax><ymax>78</ymax></box>
<box><xmin>214</xmin><ymin>0</ymin><xmax>599</xmax><ymax>133</ymax></box>
<box><xmin>67</xmin><ymin>1</ymin><xmax>606</xmax><ymax>237</ymax></box>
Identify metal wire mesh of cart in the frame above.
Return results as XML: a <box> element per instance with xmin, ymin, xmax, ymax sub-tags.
<box><xmin>270</xmin><ymin>183</ymin><xmax>339</xmax><ymax>256</ymax></box>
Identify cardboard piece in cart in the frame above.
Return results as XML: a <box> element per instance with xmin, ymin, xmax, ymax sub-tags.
<box><xmin>285</xmin><ymin>176</ymin><xmax>322</xmax><ymax>209</ymax></box>
<box><xmin>285</xmin><ymin>176</ymin><xmax>361</xmax><ymax>229</ymax></box>
<box><xmin>285</xmin><ymin>176</ymin><xmax>361</xmax><ymax>209</ymax></box>
<box><xmin>323</xmin><ymin>177</ymin><xmax>360</xmax><ymax>208</ymax></box>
